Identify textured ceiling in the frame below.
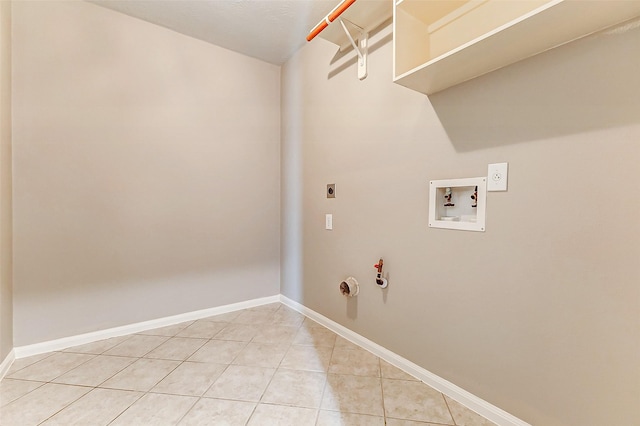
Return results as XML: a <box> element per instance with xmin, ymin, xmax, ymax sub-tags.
<box><xmin>91</xmin><ymin>0</ymin><xmax>341</xmax><ymax>65</ymax></box>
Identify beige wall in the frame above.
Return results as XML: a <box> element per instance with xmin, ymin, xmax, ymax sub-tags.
<box><xmin>0</xmin><ymin>0</ymin><xmax>13</xmax><ymax>361</ymax></box>
<box><xmin>282</xmin><ymin>22</ymin><xmax>640</xmax><ymax>426</ymax></box>
<box><xmin>12</xmin><ymin>1</ymin><xmax>280</xmax><ymax>346</ymax></box>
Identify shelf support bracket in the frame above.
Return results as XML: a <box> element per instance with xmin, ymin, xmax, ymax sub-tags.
<box><xmin>338</xmin><ymin>18</ymin><xmax>368</xmax><ymax>80</ymax></box>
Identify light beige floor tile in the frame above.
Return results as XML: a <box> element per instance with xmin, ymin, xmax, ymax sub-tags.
<box><xmin>200</xmin><ymin>310</ymin><xmax>242</xmax><ymax>323</ymax></box>
<box><xmin>280</xmin><ymin>344</ymin><xmax>333</xmax><ymax>372</ymax></box>
<box><xmin>248</xmin><ymin>303</ymin><xmax>281</xmax><ymax>312</ymax></box>
<box><xmin>232</xmin><ymin>342</ymin><xmax>288</xmax><ymax>368</ymax></box>
<box><xmin>7</xmin><ymin>352</ymin><xmax>95</xmax><ymax>382</ymax></box>
<box><xmin>41</xmin><ymin>388</ymin><xmax>142</xmax><ymax>425</ymax></box>
<box><xmin>103</xmin><ymin>334</ymin><xmax>169</xmax><ymax>358</ymax></box>
<box><xmin>0</xmin><ymin>383</ymin><xmax>90</xmax><ymax>425</ymax></box>
<box><xmin>179</xmin><ymin>398</ymin><xmax>256</xmax><ymax>426</ymax></box>
<box><xmin>329</xmin><ymin>347</ymin><xmax>380</xmax><ymax>377</ymax></box>
<box><xmin>334</xmin><ymin>336</ymin><xmax>362</xmax><ymax>350</ymax></box>
<box><xmin>385</xmin><ymin>419</ymin><xmax>444</xmax><ymax>426</ymax></box>
<box><xmin>302</xmin><ymin>317</ymin><xmax>325</xmax><ymax>329</ymax></box>
<box><xmin>110</xmin><ymin>392</ymin><xmax>197</xmax><ymax>426</ymax></box>
<box><xmin>382</xmin><ymin>378</ymin><xmax>454</xmax><ymax>424</ymax></box>
<box><xmin>6</xmin><ymin>352</ymin><xmax>54</xmax><ymax>375</ymax></box>
<box><xmin>233</xmin><ymin>309</ymin><xmax>276</xmax><ymax>324</ymax></box>
<box><xmin>176</xmin><ymin>320</ymin><xmax>227</xmax><ymax>339</ymax></box>
<box><xmin>275</xmin><ymin>305</ymin><xmax>298</xmax><ymax>314</ymax></box>
<box><xmin>187</xmin><ymin>339</ymin><xmax>247</xmax><ymax>364</ymax></box>
<box><xmin>144</xmin><ymin>337</ymin><xmax>207</xmax><ymax>361</ymax></box>
<box><xmin>444</xmin><ymin>395</ymin><xmax>497</xmax><ymax>426</ymax></box>
<box><xmin>151</xmin><ymin>361</ymin><xmax>227</xmax><ymax>396</ymax></box>
<box><xmin>321</xmin><ymin>374</ymin><xmax>384</xmax><ymax>416</ymax></box>
<box><xmin>214</xmin><ymin>323</ymin><xmax>260</xmax><ymax>342</ymax></box>
<box><xmin>247</xmin><ymin>403</ymin><xmax>317</xmax><ymax>426</ymax></box>
<box><xmin>1</xmin><ymin>308</ymin><xmax>497</xmax><ymax>426</ymax></box>
<box><xmin>262</xmin><ymin>369</ymin><xmax>326</xmax><ymax>408</ymax></box>
<box><xmin>252</xmin><ymin>324</ymin><xmax>299</xmax><ymax>345</ymax></box>
<box><xmin>380</xmin><ymin>360</ymin><xmax>419</xmax><ymax>381</ymax></box>
<box><xmin>271</xmin><ymin>307</ymin><xmax>305</xmax><ymax>327</ymax></box>
<box><xmin>137</xmin><ymin>321</ymin><xmax>194</xmax><ymax>337</ymax></box>
<box><xmin>334</xmin><ymin>336</ymin><xmax>362</xmax><ymax>351</ymax></box>
<box><xmin>53</xmin><ymin>355</ymin><xmax>136</xmax><ymax>387</ymax></box>
<box><xmin>0</xmin><ymin>378</ymin><xmax>44</xmax><ymax>407</ymax></box>
<box><xmin>205</xmin><ymin>365</ymin><xmax>275</xmax><ymax>402</ymax></box>
<box><xmin>316</xmin><ymin>410</ymin><xmax>386</xmax><ymax>426</ymax></box>
<box><xmin>63</xmin><ymin>336</ymin><xmax>131</xmax><ymax>355</ymax></box>
<box><xmin>100</xmin><ymin>358</ymin><xmax>180</xmax><ymax>392</ymax></box>
<box><xmin>294</xmin><ymin>326</ymin><xmax>337</xmax><ymax>348</ymax></box>
<box><xmin>274</xmin><ymin>305</ymin><xmax>302</xmax><ymax>316</ymax></box>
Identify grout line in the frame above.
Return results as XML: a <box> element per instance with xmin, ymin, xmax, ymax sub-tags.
<box><xmin>199</xmin><ymin>362</ymin><xmax>232</xmax><ymax>398</ymax></box>
<box><xmin>173</xmin><ymin>394</ymin><xmax>201</xmax><ymax>425</ymax></box>
<box><xmin>197</xmin><ymin>394</ymin><xmax>258</xmax><ymax>403</ymax></box>
<box><xmin>105</xmin><ymin>388</ymin><xmax>147</xmax><ymax>426</ymax></box>
<box><xmin>3</xmin><ymin>351</ymin><xmax>56</xmax><ymax>378</ymax></box>
<box><xmin>60</xmin><ymin>334</ymin><xmax>135</xmax><ymax>356</ymax></box>
<box><xmin>385</xmin><ymin>416</ymin><xmax>456</xmax><ymax>426</ymax></box>
<box><xmin>35</xmin><ymin>384</ymin><xmax>95</xmax><ymax>426</ymax></box>
<box><xmin>378</xmin><ymin>357</ymin><xmax>388</xmax><ymax>424</ymax></box>
<box><xmin>443</xmin><ymin>392</ymin><xmax>458</xmax><ymax>426</ymax></box>
<box><xmin>244</xmin><ymin>403</ymin><xmax>259</xmax><ymax>426</ymax></box>
<box><xmin>90</xmin><ymin>358</ymin><xmax>135</xmax><ymax>389</ymax></box>
<box><xmin>0</xmin><ymin>379</ymin><xmax>44</xmax><ymax>409</ymax></box>
<box><xmin>315</xmin><ymin>333</ymin><xmax>338</xmax><ymax>425</ymax></box>
<box><xmin>104</xmin><ymin>355</ymin><xmax>187</xmax><ymax>425</ymax></box>
<box><xmin>39</xmin><ymin>352</ymin><xmax>100</xmax><ymax>384</ymax></box>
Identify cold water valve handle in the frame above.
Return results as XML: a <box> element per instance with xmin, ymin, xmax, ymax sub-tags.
<box><xmin>374</xmin><ymin>258</ymin><xmax>388</xmax><ymax>289</ymax></box>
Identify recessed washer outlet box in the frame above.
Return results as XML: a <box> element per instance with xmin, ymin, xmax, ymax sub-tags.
<box><xmin>429</xmin><ymin>177</ymin><xmax>487</xmax><ymax>232</ymax></box>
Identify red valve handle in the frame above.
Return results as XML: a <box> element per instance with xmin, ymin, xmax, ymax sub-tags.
<box><xmin>374</xmin><ymin>264</ymin><xmax>379</xmax><ymax>269</ymax></box>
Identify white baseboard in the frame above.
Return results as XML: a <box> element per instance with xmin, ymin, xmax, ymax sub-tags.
<box><xmin>280</xmin><ymin>295</ymin><xmax>531</xmax><ymax>426</ymax></box>
<box><xmin>0</xmin><ymin>349</ymin><xmax>15</xmax><ymax>381</ymax></box>
<box><xmin>14</xmin><ymin>295</ymin><xmax>280</xmax><ymax>359</ymax></box>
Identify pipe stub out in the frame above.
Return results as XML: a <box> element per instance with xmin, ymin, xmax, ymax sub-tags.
<box><xmin>376</xmin><ymin>277</ymin><xmax>388</xmax><ymax>289</ymax></box>
<box><xmin>340</xmin><ymin>277</ymin><xmax>359</xmax><ymax>297</ymax></box>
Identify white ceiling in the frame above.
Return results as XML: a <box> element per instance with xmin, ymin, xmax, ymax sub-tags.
<box><xmin>91</xmin><ymin>0</ymin><xmax>341</xmax><ymax>65</ymax></box>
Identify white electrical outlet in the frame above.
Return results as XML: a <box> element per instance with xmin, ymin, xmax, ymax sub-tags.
<box><xmin>487</xmin><ymin>163</ymin><xmax>508</xmax><ymax>191</ymax></box>
<box><xmin>325</xmin><ymin>214</ymin><xmax>333</xmax><ymax>230</ymax></box>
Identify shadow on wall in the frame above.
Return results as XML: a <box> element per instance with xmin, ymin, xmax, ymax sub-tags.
<box><xmin>346</xmin><ymin>295</ymin><xmax>357</xmax><ymax>319</ymax></box>
<box><xmin>429</xmin><ymin>22</ymin><xmax>640</xmax><ymax>152</ymax></box>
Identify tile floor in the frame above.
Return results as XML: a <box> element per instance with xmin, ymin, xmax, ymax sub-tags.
<box><xmin>1</xmin><ymin>303</ymin><xmax>496</xmax><ymax>425</ymax></box>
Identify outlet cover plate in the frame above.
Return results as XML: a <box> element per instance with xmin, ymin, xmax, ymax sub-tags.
<box><xmin>487</xmin><ymin>163</ymin><xmax>508</xmax><ymax>191</ymax></box>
